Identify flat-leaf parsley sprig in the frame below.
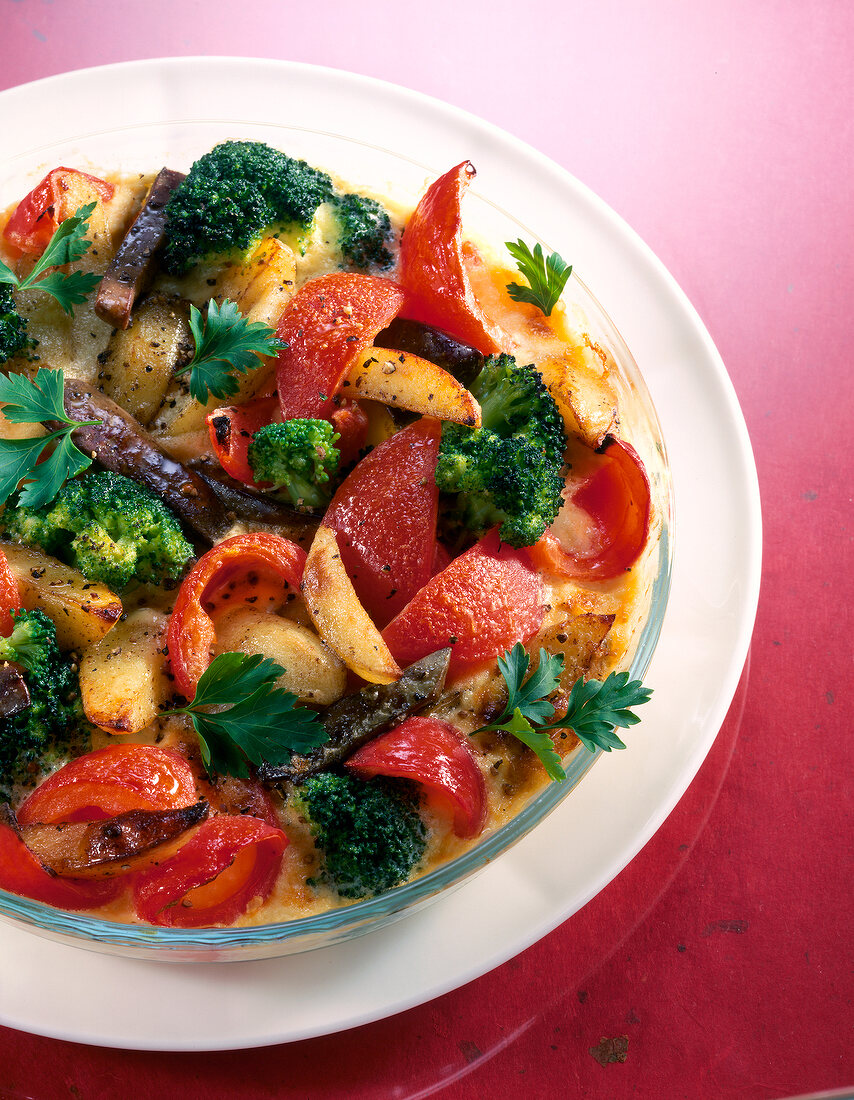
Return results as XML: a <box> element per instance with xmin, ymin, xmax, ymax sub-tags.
<box><xmin>0</xmin><ymin>202</ymin><xmax>102</xmax><ymax>314</ymax></box>
<box><xmin>505</xmin><ymin>239</ymin><xmax>573</xmax><ymax>317</ymax></box>
<box><xmin>163</xmin><ymin>651</ymin><xmax>329</xmax><ymax>778</ymax></box>
<box><xmin>0</xmin><ymin>367</ymin><xmax>101</xmax><ymax>509</ymax></box>
<box><xmin>474</xmin><ymin>643</ymin><xmax>652</xmax><ymax>781</ymax></box>
<box><xmin>176</xmin><ymin>298</ymin><xmax>288</xmax><ymax>403</ymax></box>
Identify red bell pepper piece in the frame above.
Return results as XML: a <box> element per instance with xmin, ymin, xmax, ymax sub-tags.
<box><xmin>347</xmin><ymin>716</ymin><xmax>487</xmax><ymax>839</ymax></box>
<box><xmin>275</xmin><ymin>273</ymin><xmax>405</xmax><ymax>420</ymax></box>
<box><xmin>132</xmin><ymin>815</ymin><xmax>287</xmax><ymax>927</ymax></box>
<box><xmin>382</xmin><ymin>528</ymin><xmax>545</xmax><ymax>677</ymax></box>
<box><xmin>206</xmin><ymin>396</ymin><xmax>281</xmax><ymax>485</ymax></box>
<box><xmin>0</xmin><ymin>547</ymin><xmax>21</xmax><ymax>637</ymax></box>
<box><xmin>398</xmin><ymin>162</ymin><xmax>503</xmax><ymax>355</ymax></box>
<box><xmin>329</xmin><ymin>400</ymin><xmax>369</xmax><ymax>468</ymax></box>
<box><xmin>2</xmin><ymin>167</ymin><xmax>114</xmax><ymax>256</ymax></box>
<box><xmin>16</xmin><ymin>745</ymin><xmax>199</xmax><ymax>825</ymax></box>
<box><xmin>323</xmin><ymin>418</ymin><xmax>441</xmax><ymax>627</ymax></box>
<box><xmin>529</xmin><ymin>437</ymin><xmax>652</xmax><ymax>581</ymax></box>
<box><xmin>0</xmin><ymin>820</ymin><xmax>122</xmax><ymax>910</ymax></box>
<box><xmin>166</xmin><ymin>532</ymin><xmax>306</xmax><ymax>698</ymax></box>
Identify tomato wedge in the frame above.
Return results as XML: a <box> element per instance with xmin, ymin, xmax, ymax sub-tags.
<box><xmin>132</xmin><ymin>815</ymin><xmax>287</xmax><ymax>927</ymax></box>
<box><xmin>530</xmin><ymin>437</ymin><xmax>651</xmax><ymax>581</ymax></box>
<box><xmin>275</xmin><ymin>273</ymin><xmax>404</xmax><ymax>420</ymax></box>
<box><xmin>0</xmin><ymin>547</ymin><xmax>21</xmax><ymax>637</ymax></box>
<box><xmin>347</xmin><ymin>716</ymin><xmax>487</xmax><ymax>838</ymax></box>
<box><xmin>329</xmin><ymin>400</ymin><xmax>369</xmax><ymax>468</ymax></box>
<box><xmin>0</xmin><ymin>819</ymin><xmax>122</xmax><ymax>910</ymax></box>
<box><xmin>382</xmin><ymin>528</ymin><xmax>545</xmax><ymax>677</ymax></box>
<box><xmin>398</xmin><ymin>162</ymin><xmax>503</xmax><ymax>355</ymax></box>
<box><xmin>167</xmin><ymin>532</ymin><xmax>306</xmax><ymax>698</ymax></box>
<box><xmin>2</xmin><ymin>167</ymin><xmax>114</xmax><ymax>256</ymax></box>
<box><xmin>323</xmin><ymin>418</ymin><xmax>441</xmax><ymax>627</ymax></box>
<box><xmin>207</xmin><ymin>396</ymin><xmax>280</xmax><ymax>485</ymax></box>
<box><xmin>16</xmin><ymin>745</ymin><xmax>198</xmax><ymax>825</ymax></box>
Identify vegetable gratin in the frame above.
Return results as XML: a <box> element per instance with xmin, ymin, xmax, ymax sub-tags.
<box><xmin>0</xmin><ymin>144</ymin><xmax>659</xmax><ymax>928</ymax></box>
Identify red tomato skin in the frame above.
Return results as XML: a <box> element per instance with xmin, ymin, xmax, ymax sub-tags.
<box><xmin>530</xmin><ymin>437</ymin><xmax>652</xmax><ymax>581</ymax></box>
<box><xmin>347</xmin><ymin>716</ymin><xmax>487</xmax><ymax>839</ymax></box>
<box><xmin>167</xmin><ymin>533</ymin><xmax>306</xmax><ymax>698</ymax></box>
<box><xmin>275</xmin><ymin>273</ymin><xmax>405</xmax><ymax>420</ymax></box>
<box><xmin>329</xmin><ymin>401</ymin><xmax>369</xmax><ymax>468</ymax></box>
<box><xmin>382</xmin><ymin>528</ymin><xmax>545</xmax><ymax>677</ymax></box>
<box><xmin>323</xmin><ymin>418</ymin><xmax>441</xmax><ymax>627</ymax></box>
<box><xmin>398</xmin><ymin>162</ymin><xmax>503</xmax><ymax>355</ymax></box>
<box><xmin>2</xmin><ymin>167</ymin><xmax>114</xmax><ymax>256</ymax></box>
<box><xmin>132</xmin><ymin>815</ymin><xmax>287</xmax><ymax>928</ymax></box>
<box><xmin>0</xmin><ymin>822</ymin><xmax>122</xmax><ymax>910</ymax></box>
<box><xmin>0</xmin><ymin>548</ymin><xmax>21</xmax><ymax>637</ymax></box>
<box><xmin>16</xmin><ymin>745</ymin><xmax>199</xmax><ymax>825</ymax></box>
<box><xmin>206</xmin><ymin>396</ymin><xmax>280</xmax><ymax>484</ymax></box>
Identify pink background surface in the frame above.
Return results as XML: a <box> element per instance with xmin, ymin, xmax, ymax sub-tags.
<box><xmin>1</xmin><ymin>1</ymin><xmax>852</xmax><ymax>1098</ymax></box>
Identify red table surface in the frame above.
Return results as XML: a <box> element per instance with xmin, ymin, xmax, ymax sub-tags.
<box><xmin>1</xmin><ymin>3</ymin><xmax>851</xmax><ymax>1098</ymax></box>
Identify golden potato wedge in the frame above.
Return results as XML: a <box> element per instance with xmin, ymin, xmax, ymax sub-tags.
<box><xmin>98</xmin><ymin>294</ymin><xmax>191</xmax><ymax>426</ymax></box>
<box><xmin>1</xmin><ymin>541</ymin><xmax>121</xmax><ymax>649</ymax></box>
<box><xmin>79</xmin><ymin>608</ymin><xmax>170</xmax><ymax>734</ymax></box>
<box><xmin>537</xmin><ymin>340</ymin><xmax>618</xmax><ymax>449</ymax></box>
<box><xmin>532</xmin><ymin>613</ymin><xmax>615</xmax><ymax>691</ymax></box>
<box><xmin>344</xmin><ymin>346</ymin><xmax>481</xmax><ymax>426</ymax></box>
<box><xmin>301</xmin><ymin>525</ymin><xmax>401</xmax><ymax>685</ymax></box>
<box><xmin>214</xmin><ymin>606</ymin><xmax>346</xmax><ymax>706</ymax></box>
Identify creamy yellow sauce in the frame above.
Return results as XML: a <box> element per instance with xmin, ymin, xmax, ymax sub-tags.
<box><xmin>0</xmin><ymin>161</ymin><xmax>658</xmax><ymax>927</ymax></box>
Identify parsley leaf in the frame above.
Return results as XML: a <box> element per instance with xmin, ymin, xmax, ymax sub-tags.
<box><xmin>164</xmin><ymin>652</ymin><xmax>329</xmax><ymax>778</ymax></box>
<box><xmin>0</xmin><ymin>367</ymin><xmax>101</xmax><ymax>509</ymax></box>
<box><xmin>176</xmin><ymin>298</ymin><xmax>287</xmax><ymax>404</ymax></box>
<box><xmin>474</xmin><ymin>642</ymin><xmax>652</xmax><ymax>780</ymax></box>
<box><xmin>0</xmin><ymin>202</ymin><xmax>102</xmax><ymax>314</ymax></box>
<box><xmin>505</xmin><ymin>239</ymin><xmax>572</xmax><ymax>317</ymax></box>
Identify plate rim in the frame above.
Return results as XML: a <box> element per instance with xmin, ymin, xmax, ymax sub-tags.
<box><xmin>0</xmin><ymin>56</ymin><xmax>761</xmax><ymax>1050</ymax></box>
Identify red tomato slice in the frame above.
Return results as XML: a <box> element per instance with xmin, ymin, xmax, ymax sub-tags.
<box><xmin>323</xmin><ymin>418</ymin><xmax>441</xmax><ymax>627</ymax></box>
<box><xmin>206</xmin><ymin>396</ymin><xmax>280</xmax><ymax>485</ymax></box>
<box><xmin>0</xmin><ymin>547</ymin><xmax>21</xmax><ymax>637</ymax></box>
<box><xmin>347</xmin><ymin>716</ymin><xmax>487</xmax><ymax>839</ymax></box>
<box><xmin>16</xmin><ymin>745</ymin><xmax>199</xmax><ymax>825</ymax></box>
<box><xmin>530</xmin><ymin>437</ymin><xmax>652</xmax><ymax>581</ymax></box>
<box><xmin>382</xmin><ymin>528</ymin><xmax>545</xmax><ymax>677</ymax></box>
<box><xmin>398</xmin><ymin>162</ymin><xmax>503</xmax><ymax>355</ymax></box>
<box><xmin>329</xmin><ymin>400</ymin><xmax>369</xmax><ymax>468</ymax></box>
<box><xmin>167</xmin><ymin>532</ymin><xmax>306</xmax><ymax>698</ymax></box>
<box><xmin>275</xmin><ymin>273</ymin><xmax>405</xmax><ymax>420</ymax></box>
<box><xmin>132</xmin><ymin>815</ymin><xmax>287</xmax><ymax>928</ymax></box>
<box><xmin>0</xmin><ymin>821</ymin><xmax>122</xmax><ymax>910</ymax></box>
<box><xmin>2</xmin><ymin>167</ymin><xmax>114</xmax><ymax>256</ymax></box>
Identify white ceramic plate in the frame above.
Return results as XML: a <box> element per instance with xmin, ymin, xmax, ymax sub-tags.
<box><xmin>0</xmin><ymin>58</ymin><xmax>760</xmax><ymax>1050</ymax></box>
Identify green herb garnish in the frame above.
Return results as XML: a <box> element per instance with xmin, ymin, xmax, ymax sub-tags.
<box><xmin>163</xmin><ymin>651</ymin><xmax>328</xmax><ymax>778</ymax></box>
<box><xmin>474</xmin><ymin>643</ymin><xmax>652</xmax><ymax>780</ymax></box>
<box><xmin>0</xmin><ymin>202</ymin><xmax>102</xmax><ymax>314</ymax></box>
<box><xmin>176</xmin><ymin>298</ymin><xmax>287</xmax><ymax>403</ymax></box>
<box><xmin>505</xmin><ymin>239</ymin><xmax>572</xmax><ymax>317</ymax></box>
<box><xmin>0</xmin><ymin>367</ymin><xmax>100</xmax><ymax>509</ymax></box>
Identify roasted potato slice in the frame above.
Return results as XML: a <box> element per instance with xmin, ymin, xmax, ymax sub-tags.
<box><xmin>214</xmin><ymin>606</ymin><xmax>346</xmax><ymax>706</ymax></box>
<box><xmin>98</xmin><ymin>294</ymin><xmax>191</xmax><ymax>427</ymax></box>
<box><xmin>344</xmin><ymin>346</ymin><xmax>481</xmax><ymax>426</ymax></box>
<box><xmin>0</xmin><ymin>541</ymin><xmax>121</xmax><ymax>650</ymax></box>
<box><xmin>79</xmin><ymin>608</ymin><xmax>170</xmax><ymax>734</ymax></box>
<box><xmin>301</xmin><ymin>525</ymin><xmax>401</xmax><ymax>685</ymax></box>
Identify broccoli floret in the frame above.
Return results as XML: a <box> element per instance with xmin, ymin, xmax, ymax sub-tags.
<box><xmin>297</xmin><ymin>773</ymin><xmax>427</xmax><ymax>899</ymax></box>
<box><xmin>0</xmin><ymin>285</ymin><xmax>31</xmax><ymax>365</ymax></box>
<box><xmin>1</xmin><ymin>471</ymin><xmax>194</xmax><ymax>592</ymax></box>
<box><xmin>248</xmin><ymin>419</ymin><xmax>340</xmax><ymax>510</ymax></box>
<box><xmin>331</xmin><ymin>192</ymin><xmax>395</xmax><ymax>270</ymax></box>
<box><xmin>0</xmin><ymin>609</ymin><xmax>89</xmax><ymax>800</ymax></box>
<box><xmin>434</xmin><ymin>354</ymin><xmax>567</xmax><ymax>547</ymax></box>
<box><xmin>162</xmin><ymin>140</ymin><xmax>335</xmax><ymax>275</ymax></box>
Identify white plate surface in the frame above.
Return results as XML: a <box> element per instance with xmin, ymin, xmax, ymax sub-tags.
<box><xmin>0</xmin><ymin>58</ymin><xmax>760</xmax><ymax>1050</ymax></box>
